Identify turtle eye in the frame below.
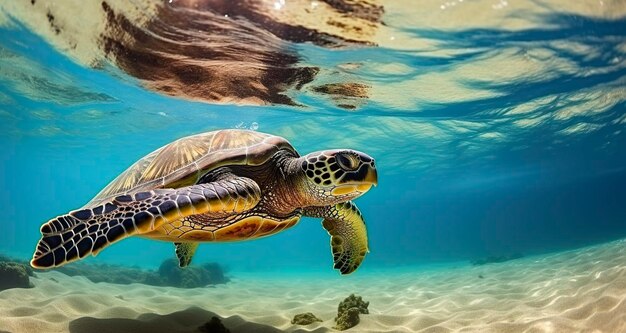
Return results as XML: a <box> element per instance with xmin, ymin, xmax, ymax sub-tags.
<box><xmin>336</xmin><ymin>153</ymin><xmax>359</xmax><ymax>171</ymax></box>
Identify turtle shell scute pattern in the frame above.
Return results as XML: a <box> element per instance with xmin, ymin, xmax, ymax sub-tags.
<box><xmin>88</xmin><ymin>129</ymin><xmax>297</xmax><ymax>206</ymax></box>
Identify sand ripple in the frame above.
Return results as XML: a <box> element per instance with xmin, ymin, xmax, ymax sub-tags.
<box><xmin>1</xmin><ymin>240</ymin><xmax>625</xmax><ymax>332</ymax></box>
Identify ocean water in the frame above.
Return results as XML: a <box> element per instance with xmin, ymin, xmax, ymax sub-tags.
<box><xmin>0</xmin><ymin>1</ymin><xmax>626</xmax><ymax>332</ymax></box>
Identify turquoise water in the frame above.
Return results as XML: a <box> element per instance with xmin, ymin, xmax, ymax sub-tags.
<box><xmin>1</xmin><ymin>2</ymin><xmax>626</xmax><ymax>278</ymax></box>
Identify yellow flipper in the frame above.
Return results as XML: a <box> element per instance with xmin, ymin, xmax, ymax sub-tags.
<box><xmin>305</xmin><ymin>202</ymin><xmax>369</xmax><ymax>275</ymax></box>
<box><xmin>175</xmin><ymin>242</ymin><xmax>199</xmax><ymax>267</ymax></box>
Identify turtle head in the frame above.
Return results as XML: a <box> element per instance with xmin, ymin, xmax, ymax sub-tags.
<box><xmin>299</xmin><ymin>149</ymin><xmax>377</xmax><ymax>204</ymax></box>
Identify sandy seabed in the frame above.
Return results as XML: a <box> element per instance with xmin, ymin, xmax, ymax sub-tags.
<box><xmin>1</xmin><ymin>240</ymin><xmax>625</xmax><ymax>333</ymax></box>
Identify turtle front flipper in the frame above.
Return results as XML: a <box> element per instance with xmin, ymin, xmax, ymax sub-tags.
<box><xmin>304</xmin><ymin>202</ymin><xmax>369</xmax><ymax>275</ymax></box>
<box><xmin>31</xmin><ymin>177</ymin><xmax>261</xmax><ymax>269</ymax></box>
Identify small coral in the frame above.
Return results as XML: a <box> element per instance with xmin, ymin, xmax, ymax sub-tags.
<box><xmin>334</xmin><ymin>307</ymin><xmax>361</xmax><ymax>331</ymax></box>
<box><xmin>333</xmin><ymin>294</ymin><xmax>369</xmax><ymax>331</ymax></box>
<box><xmin>0</xmin><ymin>262</ymin><xmax>32</xmax><ymax>291</ymax></box>
<box><xmin>198</xmin><ymin>316</ymin><xmax>230</xmax><ymax>333</ymax></box>
<box><xmin>291</xmin><ymin>312</ymin><xmax>322</xmax><ymax>325</ymax></box>
<box><xmin>337</xmin><ymin>294</ymin><xmax>369</xmax><ymax>317</ymax></box>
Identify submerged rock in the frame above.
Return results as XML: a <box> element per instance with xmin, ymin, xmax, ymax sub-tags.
<box><xmin>0</xmin><ymin>252</ymin><xmax>229</xmax><ymax>289</ymax></box>
<box><xmin>156</xmin><ymin>259</ymin><xmax>229</xmax><ymax>288</ymax></box>
<box><xmin>0</xmin><ymin>262</ymin><xmax>32</xmax><ymax>291</ymax></box>
<box><xmin>201</xmin><ymin>262</ymin><xmax>229</xmax><ymax>285</ymax></box>
<box><xmin>470</xmin><ymin>253</ymin><xmax>524</xmax><ymax>266</ymax></box>
<box><xmin>56</xmin><ymin>262</ymin><xmax>156</xmax><ymax>285</ymax></box>
<box><xmin>0</xmin><ymin>255</ymin><xmax>34</xmax><ymax>277</ymax></box>
<box><xmin>198</xmin><ymin>316</ymin><xmax>230</xmax><ymax>333</ymax></box>
<box><xmin>291</xmin><ymin>312</ymin><xmax>323</xmax><ymax>325</ymax></box>
<box><xmin>334</xmin><ymin>294</ymin><xmax>369</xmax><ymax>331</ymax></box>
<box><xmin>52</xmin><ymin>259</ymin><xmax>229</xmax><ymax>288</ymax></box>
<box><xmin>334</xmin><ymin>307</ymin><xmax>361</xmax><ymax>331</ymax></box>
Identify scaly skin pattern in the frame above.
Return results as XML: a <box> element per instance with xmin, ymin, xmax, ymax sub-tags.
<box><xmin>32</xmin><ymin>140</ymin><xmax>377</xmax><ymax>274</ymax></box>
<box><xmin>31</xmin><ymin>178</ymin><xmax>261</xmax><ymax>268</ymax></box>
<box><xmin>144</xmin><ymin>149</ymin><xmax>375</xmax><ymax>244</ymax></box>
<box><xmin>143</xmin><ymin>152</ymin><xmax>306</xmax><ymax>242</ymax></box>
<box><xmin>303</xmin><ymin>202</ymin><xmax>368</xmax><ymax>275</ymax></box>
<box><xmin>148</xmin><ymin>214</ymin><xmax>301</xmax><ymax>242</ymax></box>
<box><xmin>174</xmin><ymin>243</ymin><xmax>198</xmax><ymax>267</ymax></box>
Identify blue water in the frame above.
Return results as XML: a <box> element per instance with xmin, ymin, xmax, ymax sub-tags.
<box><xmin>1</xmin><ymin>9</ymin><xmax>626</xmax><ymax>276</ymax></box>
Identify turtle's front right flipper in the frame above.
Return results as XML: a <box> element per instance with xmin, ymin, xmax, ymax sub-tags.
<box><xmin>31</xmin><ymin>177</ymin><xmax>261</xmax><ymax>268</ymax></box>
<box><xmin>304</xmin><ymin>201</ymin><xmax>369</xmax><ymax>275</ymax></box>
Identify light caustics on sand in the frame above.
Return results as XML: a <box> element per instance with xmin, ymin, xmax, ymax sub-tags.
<box><xmin>0</xmin><ymin>240</ymin><xmax>625</xmax><ymax>332</ymax></box>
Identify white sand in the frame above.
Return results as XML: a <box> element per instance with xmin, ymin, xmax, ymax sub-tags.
<box><xmin>1</xmin><ymin>239</ymin><xmax>625</xmax><ymax>333</ymax></box>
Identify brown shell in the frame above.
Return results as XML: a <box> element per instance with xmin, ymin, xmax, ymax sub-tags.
<box><xmin>87</xmin><ymin>129</ymin><xmax>297</xmax><ymax>206</ymax></box>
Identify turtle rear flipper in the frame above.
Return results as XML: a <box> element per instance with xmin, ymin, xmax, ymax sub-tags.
<box><xmin>175</xmin><ymin>242</ymin><xmax>199</xmax><ymax>267</ymax></box>
<box><xmin>31</xmin><ymin>178</ymin><xmax>261</xmax><ymax>268</ymax></box>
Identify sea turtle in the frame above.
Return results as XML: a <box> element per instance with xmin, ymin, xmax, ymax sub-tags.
<box><xmin>31</xmin><ymin>129</ymin><xmax>377</xmax><ymax>274</ymax></box>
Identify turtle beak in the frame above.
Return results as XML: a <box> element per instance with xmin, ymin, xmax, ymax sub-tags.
<box><xmin>354</xmin><ymin>167</ymin><xmax>377</xmax><ymax>193</ymax></box>
<box><xmin>364</xmin><ymin>165</ymin><xmax>378</xmax><ymax>187</ymax></box>
<box><xmin>333</xmin><ymin>163</ymin><xmax>378</xmax><ymax>195</ymax></box>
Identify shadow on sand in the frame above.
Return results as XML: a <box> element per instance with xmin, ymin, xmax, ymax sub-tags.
<box><xmin>68</xmin><ymin>307</ymin><xmax>284</xmax><ymax>333</ymax></box>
